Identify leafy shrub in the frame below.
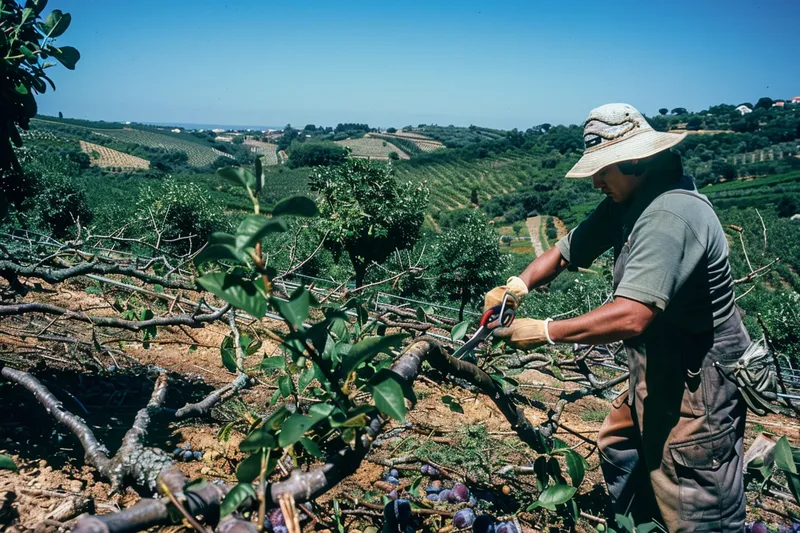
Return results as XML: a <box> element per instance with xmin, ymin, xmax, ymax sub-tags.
<box><xmin>31</xmin><ymin>171</ymin><xmax>93</xmax><ymax>237</ymax></box>
<box><xmin>287</xmin><ymin>142</ymin><xmax>348</xmax><ymax>169</ymax></box>
<box><xmin>136</xmin><ymin>179</ymin><xmax>225</xmax><ymax>253</ymax></box>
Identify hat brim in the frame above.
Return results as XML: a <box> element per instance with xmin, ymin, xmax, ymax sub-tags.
<box><xmin>565</xmin><ymin>130</ymin><xmax>687</xmax><ymax>178</ymax></box>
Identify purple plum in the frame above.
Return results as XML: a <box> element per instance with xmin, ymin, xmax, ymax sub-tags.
<box><xmin>454</xmin><ymin>508</ymin><xmax>475</xmax><ymax>528</ymax></box>
<box><xmin>751</xmin><ymin>522</ymin><xmax>768</xmax><ymax>533</ymax></box>
<box><xmin>452</xmin><ymin>483</ymin><xmax>469</xmax><ymax>502</ymax></box>
<box><xmin>389</xmin><ymin>468</ymin><xmax>400</xmax><ymax>478</ymax></box>
<box><xmin>388</xmin><ymin>490</ymin><xmax>399</xmax><ymax>500</ymax></box>
<box><xmin>426</xmin><ymin>493</ymin><xmax>439</xmax><ymax>501</ymax></box>
<box><xmin>438</xmin><ymin>489</ymin><xmax>452</xmax><ymax>502</ymax></box>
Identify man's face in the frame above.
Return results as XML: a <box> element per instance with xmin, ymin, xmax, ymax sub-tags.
<box><xmin>592</xmin><ymin>163</ymin><xmax>643</xmax><ymax>203</ymax></box>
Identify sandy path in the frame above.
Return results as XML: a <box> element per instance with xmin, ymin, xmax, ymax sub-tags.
<box><xmin>525</xmin><ymin>216</ymin><xmax>545</xmax><ymax>257</ymax></box>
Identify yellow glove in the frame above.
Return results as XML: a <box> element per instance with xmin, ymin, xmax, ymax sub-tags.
<box><xmin>484</xmin><ymin>276</ymin><xmax>529</xmax><ymax>312</ymax></box>
<box><xmin>494</xmin><ymin>318</ymin><xmax>554</xmax><ymax>350</ymax></box>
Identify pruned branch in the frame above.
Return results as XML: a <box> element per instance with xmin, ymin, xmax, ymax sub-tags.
<box><xmin>0</xmin><ymin>301</ymin><xmax>231</xmax><ymax>331</ymax></box>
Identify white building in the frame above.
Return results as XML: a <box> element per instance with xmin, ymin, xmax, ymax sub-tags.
<box><xmin>735</xmin><ymin>105</ymin><xmax>752</xmax><ymax>115</ymax></box>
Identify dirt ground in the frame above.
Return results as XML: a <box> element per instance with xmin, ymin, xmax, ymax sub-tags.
<box><xmin>1</xmin><ymin>279</ymin><xmax>799</xmax><ymax>532</ymax></box>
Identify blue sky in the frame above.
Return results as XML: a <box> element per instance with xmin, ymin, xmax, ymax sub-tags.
<box><xmin>37</xmin><ymin>0</ymin><xmax>800</xmax><ymax>130</ymax></box>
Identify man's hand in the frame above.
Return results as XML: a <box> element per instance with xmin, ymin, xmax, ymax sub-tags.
<box><xmin>493</xmin><ymin>318</ymin><xmax>549</xmax><ymax>350</ymax></box>
<box><xmin>484</xmin><ymin>276</ymin><xmax>529</xmax><ymax>311</ymax></box>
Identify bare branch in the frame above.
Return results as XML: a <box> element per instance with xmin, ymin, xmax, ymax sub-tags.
<box><xmin>0</xmin><ymin>301</ymin><xmax>231</xmax><ymax>331</ymax></box>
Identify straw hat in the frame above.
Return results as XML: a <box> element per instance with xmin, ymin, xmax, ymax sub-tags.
<box><xmin>565</xmin><ymin>103</ymin><xmax>687</xmax><ymax>178</ymax></box>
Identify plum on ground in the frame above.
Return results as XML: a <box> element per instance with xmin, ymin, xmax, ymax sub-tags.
<box><xmin>472</xmin><ymin>514</ymin><xmax>496</xmax><ymax>533</ymax></box>
<box><xmin>452</xmin><ymin>482</ymin><xmax>469</xmax><ymax>502</ymax></box>
<box><xmin>454</xmin><ymin>508</ymin><xmax>475</xmax><ymax>528</ymax></box>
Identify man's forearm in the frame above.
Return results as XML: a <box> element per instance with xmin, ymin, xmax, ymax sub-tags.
<box><xmin>547</xmin><ymin>297</ymin><xmax>658</xmax><ymax>345</ymax></box>
<box><xmin>518</xmin><ymin>247</ymin><xmax>569</xmax><ymax>290</ymax></box>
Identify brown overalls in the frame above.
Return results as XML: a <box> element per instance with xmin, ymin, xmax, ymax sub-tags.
<box><xmin>597</xmin><ymin>192</ymin><xmax>751</xmax><ymax>532</ymax></box>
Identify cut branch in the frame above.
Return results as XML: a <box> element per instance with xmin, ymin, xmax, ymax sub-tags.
<box><xmin>0</xmin><ymin>301</ymin><xmax>231</xmax><ymax>331</ymax></box>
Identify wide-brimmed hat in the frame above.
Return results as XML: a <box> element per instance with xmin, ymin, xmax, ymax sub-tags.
<box><xmin>565</xmin><ymin>103</ymin><xmax>687</xmax><ymax>178</ymax></box>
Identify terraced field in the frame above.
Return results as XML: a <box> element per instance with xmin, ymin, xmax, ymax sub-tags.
<box><xmin>370</xmin><ymin>132</ymin><xmax>446</xmax><ymax>153</ymax></box>
<box><xmin>92</xmin><ymin>128</ymin><xmax>231</xmax><ymax>167</ymax></box>
<box><xmin>79</xmin><ymin>141</ymin><xmax>150</xmax><ymax>170</ymax></box>
<box><xmin>334</xmin><ymin>138</ymin><xmax>409</xmax><ymax>160</ymax></box>
<box><xmin>394</xmin><ymin>151</ymin><xmax>533</xmax><ymax>210</ymax></box>
<box><xmin>243</xmin><ymin>139</ymin><xmax>279</xmax><ymax>165</ymax></box>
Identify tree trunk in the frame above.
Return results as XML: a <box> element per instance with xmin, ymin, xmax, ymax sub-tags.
<box><xmin>350</xmin><ymin>253</ymin><xmax>366</xmax><ymax>288</ymax></box>
<box><xmin>458</xmin><ymin>288</ymin><xmax>470</xmax><ymax>322</ymax></box>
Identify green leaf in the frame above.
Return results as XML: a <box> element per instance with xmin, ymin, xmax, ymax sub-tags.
<box><xmin>278</xmin><ymin>375</ymin><xmax>293</xmax><ymax>397</ymax></box>
<box><xmin>240</xmin><ymin>427</ymin><xmax>276</xmax><ymax>452</ymax></box>
<box><xmin>260</xmin><ymin>356</ymin><xmax>286</xmax><ymax>371</ymax></box>
<box><xmin>217</xmin><ymin>166</ymin><xmax>256</xmax><ymax>190</ymax></box>
<box><xmin>19</xmin><ymin>45</ymin><xmax>37</xmax><ymax>62</ymax></box>
<box><xmin>220</xmin><ymin>483</ymin><xmax>255</xmax><ymax>517</ymax></box>
<box><xmin>235</xmin><ymin>453</ymin><xmax>262</xmax><ymax>483</ymax></box>
<box><xmin>28</xmin><ymin>0</ymin><xmax>48</xmax><ymax>15</ymax></box>
<box><xmin>50</xmin><ymin>45</ymin><xmax>79</xmax><ymax>70</ymax></box>
<box><xmin>235</xmin><ymin>215</ymin><xmax>288</xmax><ymax>251</ymax></box>
<box><xmin>441</xmin><ymin>395</ymin><xmax>464</xmax><ymax>414</ymax></box>
<box><xmin>42</xmin><ymin>9</ymin><xmax>71</xmax><ymax>37</ymax></box>
<box><xmin>217</xmin><ymin>420</ymin><xmax>235</xmax><ymax>442</ymax></box>
<box><xmin>299</xmin><ymin>437</ymin><xmax>323</xmax><ymax>458</ymax></box>
<box><xmin>526</xmin><ymin>484</ymin><xmax>576</xmax><ymax>511</ymax></box>
<box><xmin>774</xmin><ymin>436</ymin><xmax>798</xmax><ymax>475</ymax></box>
<box><xmin>564</xmin><ymin>450</ymin><xmax>586</xmax><ymax>488</ymax></box>
<box><xmin>195</xmin><ymin>234</ymin><xmax>246</xmax><ymax>265</ymax></box>
<box><xmin>272</xmin><ymin>287</ymin><xmax>314</xmax><ymax>329</ymax></box>
<box><xmin>0</xmin><ymin>454</ymin><xmax>17</xmax><ymax>471</ymax></box>
<box><xmin>533</xmin><ymin>456</ymin><xmax>549</xmax><ymax>491</ymax></box>
<box><xmin>451</xmin><ymin>320</ymin><xmax>470</xmax><ymax>341</ymax></box>
<box><xmin>278</xmin><ymin>403</ymin><xmax>334</xmax><ymax>447</ymax></box>
<box><xmin>219</xmin><ymin>335</ymin><xmax>238</xmax><ymax>373</ymax></box>
<box><xmin>196</xmin><ymin>272</ymin><xmax>267</xmax><ymax>318</ymax></box>
<box><xmin>614</xmin><ymin>514</ymin><xmax>636</xmax><ymax>533</ymax></box>
<box><xmin>370</xmin><ymin>370</ymin><xmax>407</xmax><ymax>421</ymax></box>
<box><xmin>340</xmin><ymin>333</ymin><xmax>407</xmax><ymax>377</ymax></box>
<box><xmin>410</xmin><ymin>475</ymin><xmax>423</xmax><ymax>495</ymax></box>
<box><xmin>272</xmin><ymin>196</ymin><xmax>318</xmax><ymax>218</ymax></box>
<box><xmin>298</xmin><ymin>366</ymin><xmax>316</xmax><ymax>392</ymax></box>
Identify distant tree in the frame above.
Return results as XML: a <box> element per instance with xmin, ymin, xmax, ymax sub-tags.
<box><xmin>277</xmin><ymin>125</ymin><xmax>301</xmax><ymax>151</ymax></box>
<box><xmin>754</xmin><ymin>97</ymin><xmax>774</xmax><ymax>110</ymax></box>
<box><xmin>539</xmin><ymin>123</ymin><xmax>552</xmax><ymax>133</ymax></box>
<box><xmin>287</xmin><ymin>142</ymin><xmax>348</xmax><ymax>169</ymax></box>
<box><xmin>431</xmin><ymin>210</ymin><xmax>506</xmax><ymax>320</ymax></box>
<box><xmin>659</xmin><ymin>108</ymin><xmax>669</xmax><ymax>116</ymax></box>
<box><xmin>388</xmin><ymin>151</ymin><xmax>400</xmax><ymax>161</ymax></box>
<box><xmin>232</xmin><ymin>135</ymin><xmax>244</xmax><ymax>145</ymax></box>
<box><xmin>646</xmin><ymin>115</ymin><xmax>670</xmax><ymax>132</ymax></box>
<box><xmin>671</xmin><ymin>107</ymin><xmax>688</xmax><ymax>115</ymax></box>
<box><xmin>303</xmin><ymin>124</ymin><xmax>317</xmax><ymax>131</ymax></box>
<box><xmin>309</xmin><ymin>159</ymin><xmax>428</xmax><ymax>287</ymax></box>
<box><xmin>512</xmin><ymin>221</ymin><xmax>524</xmax><ymax>237</ymax></box>
<box><xmin>386</xmin><ymin>127</ymin><xmax>397</xmax><ymax>134</ymax></box>
<box><xmin>686</xmin><ymin>117</ymin><xmax>704</xmax><ymax>131</ymax></box>
<box><xmin>777</xmin><ymin>195</ymin><xmax>799</xmax><ymax>218</ymax></box>
<box><xmin>58</xmin><ymin>111</ymin><xmax>64</xmax><ymax>119</ymax></box>
<box><xmin>470</xmin><ymin>188</ymin><xmax>479</xmax><ymax>205</ymax></box>
<box><xmin>711</xmin><ymin>160</ymin><xmax>737</xmax><ymax>183</ymax></box>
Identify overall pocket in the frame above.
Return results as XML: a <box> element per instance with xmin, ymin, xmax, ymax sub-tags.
<box><xmin>668</xmin><ymin>425</ymin><xmax>741</xmax><ymax>521</ymax></box>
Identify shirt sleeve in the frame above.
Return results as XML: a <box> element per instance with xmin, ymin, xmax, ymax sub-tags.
<box><xmin>614</xmin><ymin>209</ymin><xmax>706</xmax><ymax>310</ymax></box>
<box><xmin>556</xmin><ymin>197</ymin><xmax>616</xmax><ymax>268</ymax></box>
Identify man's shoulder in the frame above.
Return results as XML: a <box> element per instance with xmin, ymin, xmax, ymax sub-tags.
<box><xmin>645</xmin><ymin>180</ymin><xmax>714</xmax><ymax>223</ymax></box>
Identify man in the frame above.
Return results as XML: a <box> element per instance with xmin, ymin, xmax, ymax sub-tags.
<box><xmin>485</xmin><ymin>103</ymin><xmax>749</xmax><ymax>532</ymax></box>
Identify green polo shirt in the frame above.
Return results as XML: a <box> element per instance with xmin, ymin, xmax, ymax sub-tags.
<box><xmin>556</xmin><ymin>175</ymin><xmax>736</xmax><ymax>332</ymax></box>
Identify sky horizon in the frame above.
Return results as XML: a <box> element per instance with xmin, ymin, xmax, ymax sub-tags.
<box><xmin>36</xmin><ymin>0</ymin><xmax>800</xmax><ymax>130</ymax></box>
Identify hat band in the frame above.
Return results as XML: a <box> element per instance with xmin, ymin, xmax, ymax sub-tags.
<box><xmin>584</xmin><ymin>127</ymin><xmax>649</xmax><ymax>154</ymax></box>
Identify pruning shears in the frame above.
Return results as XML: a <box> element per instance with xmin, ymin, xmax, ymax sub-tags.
<box><xmin>451</xmin><ymin>292</ymin><xmax>517</xmax><ymax>360</ymax></box>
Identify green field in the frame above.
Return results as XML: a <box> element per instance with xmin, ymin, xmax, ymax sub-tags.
<box><xmin>393</xmin><ymin>150</ymin><xmax>536</xmax><ymax>211</ymax></box>
<box><xmin>92</xmin><ymin>128</ymin><xmax>233</xmax><ymax>167</ymax></box>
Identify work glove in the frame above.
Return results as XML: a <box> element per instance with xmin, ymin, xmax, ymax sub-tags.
<box><xmin>484</xmin><ymin>276</ymin><xmax>529</xmax><ymax>312</ymax></box>
<box><xmin>494</xmin><ymin>318</ymin><xmax>552</xmax><ymax>350</ymax></box>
